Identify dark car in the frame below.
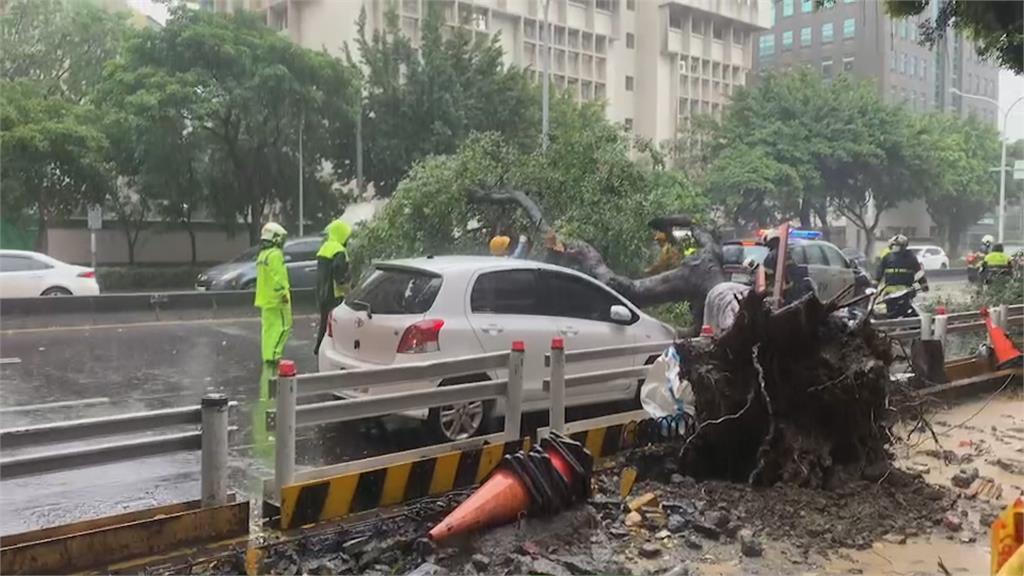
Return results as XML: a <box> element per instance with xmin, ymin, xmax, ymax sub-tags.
<box><xmin>195</xmin><ymin>236</ymin><xmax>322</xmax><ymax>291</ymax></box>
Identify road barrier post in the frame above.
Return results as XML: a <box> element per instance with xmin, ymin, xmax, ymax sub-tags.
<box><xmin>549</xmin><ymin>338</ymin><xmax>566</xmax><ymax>435</ymax></box>
<box><xmin>997</xmin><ymin>305</ymin><xmax>1008</xmax><ymax>330</ymax></box>
<box><xmin>933</xmin><ymin>314</ymin><xmax>948</xmax><ymax>350</ymax></box>
<box><xmin>505</xmin><ymin>343</ymin><xmax>524</xmax><ymax>442</ymax></box>
<box><xmin>200</xmin><ymin>394</ymin><xmax>229</xmax><ymax>507</ymax></box>
<box><xmin>275</xmin><ymin>361</ymin><xmax>297</xmax><ymax>493</ymax></box>
<box><xmin>919</xmin><ymin>312</ymin><xmax>933</xmax><ymax>341</ymax></box>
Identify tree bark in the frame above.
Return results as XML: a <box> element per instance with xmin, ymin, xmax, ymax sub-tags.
<box><xmin>469</xmin><ymin>187</ymin><xmax>726</xmax><ymax>326</ymax></box>
<box><xmin>186</xmin><ymin>224</ymin><xmax>197</xmax><ymax>264</ymax></box>
<box><xmin>34</xmin><ymin>213</ymin><xmax>49</xmax><ymax>253</ymax></box>
<box><xmin>799</xmin><ymin>197</ymin><xmax>812</xmax><ymax>229</ymax></box>
<box><xmin>812</xmin><ymin>203</ymin><xmax>831</xmax><ymax>241</ymax></box>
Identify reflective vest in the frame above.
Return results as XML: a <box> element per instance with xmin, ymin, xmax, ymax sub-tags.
<box><xmin>255</xmin><ymin>245</ymin><xmax>290</xmax><ymax>309</ymax></box>
<box><xmin>983</xmin><ymin>251</ymin><xmax>1011</xmax><ymax>269</ymax></box>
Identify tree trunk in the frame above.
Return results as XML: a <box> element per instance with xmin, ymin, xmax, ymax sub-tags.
<box><xmin>124</xmin><ymin>228</ymin><xmax>136</xmax><ymax>265</ymax></box>
<box><xmin>34</xmin><ymin>214</ymin><xmax>49</xmax><ymax>253</ymax></box>
<box><xmin>186</xmin><ymin>225</ymin><xmax>197</xmax><ymax>264</ymax></box>
<box><xmin>799</xmin><ymin>197</ymin><xmax>812</xmax><ymax>229</ymax></box>
<box><xmin>946</xmin><ymin>220</ymin><xmax>963</xmax><ymax>261</ymax></box>
<box><xmin>247</xmin><ymin>204</ymin><xmax>260</xmax><ymax>245</ymax></box>
<box><xmin>812</xmin><ymin>203</ymin><xmax>831</xmax><ymax>241</ymax></box>
<box><xmin>469</xmin><ymin>188</ymin><xmax>726</xmax><ymax>330</ymax></box>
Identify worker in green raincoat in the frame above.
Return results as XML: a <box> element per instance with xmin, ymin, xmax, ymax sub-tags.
<box><xmin>255</xmin><ymin>222</ymin><xmax>292</xmax><ymax>365</ymax></box>
<box><xmin>314</xmin><ymin>219</ymin><xmax>352</xmax><ymax>355</ymax></box>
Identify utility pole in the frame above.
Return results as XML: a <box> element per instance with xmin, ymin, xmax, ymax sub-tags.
<box><xmin>541</xmin><ymin>0</ymin><xmax>550</xmax><ymax>151</ymax></box>
<box><xmin>356</xmin><ymin>98</ymin><xmax>364</xmax><ymax>195</ymax></box>
<box><xmin>298</xmin><ymin>116</ymin><xmax>304</xmax><ymax>236</ymax></box>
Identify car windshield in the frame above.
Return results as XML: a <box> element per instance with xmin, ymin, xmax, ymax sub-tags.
<box><xmin>722</xmin><ymin>244</ymin><xmax>769</xmax><ymax>266</ymax></box>
<box><xmin>908</xmin><ymin>248</ymin><xmax>924</xmax><ymax>256</ymax></box>
<box><xmin>229</xmin><ymin>246</ymin><xmax>260</xmax><ymax>264</ymax></box>
<box><xmin>345</xmin><ymin>266</ymin><xmax>442</xmax><ymax>315</ymax></box>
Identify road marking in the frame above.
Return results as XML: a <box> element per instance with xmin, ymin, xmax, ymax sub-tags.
<box><xmin>0</xmin><ymin>357</ymin><xmax>22</xmax><ymax>365</ymax></box>
<box><xmin>1</xmin><ymin>314</ymin><xmax>318</xmax><ymax>335</ymax></box>
<box><xmin>0</xmin><ymin>397</ymin><xmax>110</xmax><ymax>413</ymax></box>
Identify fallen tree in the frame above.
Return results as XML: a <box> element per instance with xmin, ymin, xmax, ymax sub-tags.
<box><xmin>469</xmin><ymin>187</ymin><xmax>725</xmax><ymax>324</ymax></box>
<box><xmin>676</xmin><ymin>289</ymin><xmax>911</xmax><ymax>488</ymax></box>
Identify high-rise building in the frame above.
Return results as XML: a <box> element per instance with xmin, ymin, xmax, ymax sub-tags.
<box><xmin>753</xmin><ymin>0</ymin><xmax>1000</xmax><ymax>123</ymax></box>
<box><xmin>208</xmin><ymin>0</ymin><xmax>770</xmax><ymax>146</ymax></box>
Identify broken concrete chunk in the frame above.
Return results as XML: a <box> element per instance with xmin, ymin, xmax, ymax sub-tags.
<box><xmin>905</xmin><ymin>461</ymin><xmax>930</xmax><ymax>475</ymax></box>
<box><xmin>952</xmin><ymin>467</ymin><xmax>980</xmax><ymax>489</ymax></box>
<box><xmin>638</xmin><ymin>543</ymin><xmax>662</xmax><ymax>559</ymax></box>
<box><xmin>405</xmin><ymin>562</ymin><xmax>447</xmax><ymax>576</ymax></box>
<box><xmin>942</xmin><ymin>513</ymin><xmax>963</xmax><ymax>532</ymax></box>
<box><xmin>667</xmin><ymin>514</ymin><xmax>688</xmax><ymax>534</ymax></box>
<box><xmin>692</xmin><ymin>522</ymin><xmax>721</xmax><ymax>540</ymax></box>
<box><xmin>628</xmin><ymin>492</ymin><xmax>659</xmax><ymax>512</ymax></box>
<box><xmin>625</xmin><ymin>511</ymin><xmax>644</xmax><ymax>527</ymax></box>
<box><xmin>738</xmin><ymin>529</ymin><xmax>764</xmax><ymax>558</ymax></box>
<box><xmin>470</xmin><ymin>554</ymin><xmax>490</xmax><ymax>572</ymax></box>
<box><xmin>881</xmin><ymin>533</ymin><xmax>907</xmax><ymax>545</ymax></box>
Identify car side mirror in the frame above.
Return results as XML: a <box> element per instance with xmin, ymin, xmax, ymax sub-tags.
<box><xmin>609</xmin><ymin>304</ymin><xmax>632</xmax><ymax>323</ymax></box>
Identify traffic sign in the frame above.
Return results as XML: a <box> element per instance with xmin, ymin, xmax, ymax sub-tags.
<box><xmin>87</xmin><ymin>205</ymin><xmax>102</xmax><ymax>230</ymax></box>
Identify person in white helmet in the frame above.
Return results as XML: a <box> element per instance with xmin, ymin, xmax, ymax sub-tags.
<box><xmin>255</xmin><ymin>222</ymin><xmax>292</xmax><ymax>365</ymax></box>
<box><xmin>980</xmin><ymin>234</ymin><xmax>994</xmax><ymax>256</ymax></box>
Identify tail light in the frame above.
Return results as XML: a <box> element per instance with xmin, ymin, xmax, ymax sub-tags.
<box><xmin>397</xmin><ymin>319</ymin><xmax>444</xmax><ymax>354</ymax></box>
<box><xmin>326</xmin><ymin>311</ymin><xmax>334</xmax><ymax>339</ymax></box>
<box><xmin>78</xmin><ymin>270</ymin><xmax>95</xmax><ymax>278</ymax></box>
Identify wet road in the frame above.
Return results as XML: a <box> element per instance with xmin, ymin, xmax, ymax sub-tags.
<box><xmin>0</xmin><ymin>314</ymin><xmax>339</xmax><ymax>535</ymax></box>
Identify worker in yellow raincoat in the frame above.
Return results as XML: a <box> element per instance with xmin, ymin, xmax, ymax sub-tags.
<box><xmin>255</xmin><ymin>222</ymin><xmax>292</xmax><ymax>366</ymax></box>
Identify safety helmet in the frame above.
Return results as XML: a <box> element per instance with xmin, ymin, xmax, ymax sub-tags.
<box><xmin>489</xmin><ymin>235</ymin><xmax>511</xmax><ymax>256</ymax></box>
<box><xmin>981</xmin><ymin>234</ymin><xmax>994</xmax><ymax>247</ymax></box>
<box><xmin>761</xmin><ymin>228</ymin><xmax>781</xmax><ymax>246</ymax></box>
<box><xmin>742</xmin><ymin>256</ymin><xmax>761</xmax><ymax>272</ymax></box>
<box><xmin>889</xmin><ymin>234</ymin><xmax>909</xmax><ymax>250</ymax></box>
<box><xmin>260</xmin><ymin>222</ymin><xmax>287</xmax><ymax>245</ymax></box>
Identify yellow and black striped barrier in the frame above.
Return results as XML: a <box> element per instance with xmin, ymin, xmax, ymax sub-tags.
<box><xmin>280</xmin><ymin>437</ymin><xmax>530</xmax><ymax>529</ymax></box>
<box><xmin>566</xmin><ymin>416</ymin><xmax>680</xmax><ymax>461</ymax></box>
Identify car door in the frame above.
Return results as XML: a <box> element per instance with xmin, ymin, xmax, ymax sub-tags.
<box><xmin>821</xmin><ymin>243</ymin><xmax>855</xmax><ymax>298</ymax></box>
<box><xmin>539</xmin><ymin>269</ymin><xmax>637</xmax><ymax>399</ymax></box>
<box><xmin>0</xmin><ymin>254</ymin><xmax>48</xmax><ymax>298</ymax></box>
<box><xmin>795</xmin><ymin>244</ymin><xmax>834</xmax><ymax>301</ymax></box>
<box><xmin>466</xmin><ymin>269</ymin><xmax>558</xmax><ymax>397</ymax></box>
<box><xmin>283</xmin><ymin>239</ymin><xmax>320</xmax><ymax>289</ymax></box>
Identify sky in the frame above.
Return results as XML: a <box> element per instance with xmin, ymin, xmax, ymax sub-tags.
<box><xmin>128</xmin><ymin>0</ymin><xmax>1024</xmax><ymax>141</ymax></box>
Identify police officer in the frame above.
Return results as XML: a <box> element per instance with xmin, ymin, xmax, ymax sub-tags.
<box><xmin>761</xmin><ymin>229</ymin><xmax>812</xmax><ymax>305</ymax></box>
<box><xmin>980</xmin><ymin>234</ymin><xmax>994</xmax><ymax>256</ymax></box>
<box><xmin>876</xmin><ymin>233</ymin><xmax>928</xmax><ymax>294</ymax></box>
<box><xmin>255</xmin><ymin>222</ymin><xmax>292</xmax><ymax>367</ymax></box>
<box><xmin>314</xmin><ymin>219</ymin><xmax>352</xmax><ymax>355</ymax></box>
<box><xmin>981</xmin><ymin>242</ymin><xmax>1012</xmax><ymax>283</ymax></box>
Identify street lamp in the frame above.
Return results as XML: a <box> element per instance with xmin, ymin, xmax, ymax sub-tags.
<box><xmin>950</xmin><ymin>88</ymin><xmax>1024</xmax><ymax>242</ymax></box>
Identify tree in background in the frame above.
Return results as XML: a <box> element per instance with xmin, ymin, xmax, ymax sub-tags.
<box><xmin>353</xmin><ymin>100</ymin><xmax>706</xmax><ymax>279</ymax></box>
<box><xmin>0</xmin><ymin>80</ymin><xmax>112</xmax><ymax>251</ymax></box>
<box><xmin>885</xmin><ymin>0</ymin><xmax>1022</xmax><ymax>75</ymax></box>
<box><xmin>918</xmin><ymin>114</ymin><xmax>1001</xmax><ymax>258</ymax></box>
<box><xmin>110</xmin><ymin>8</ymin><xmax>359</xmax><ymax>244</ymax></box>
<box><xmin>352</xmin><ymin>4</ymin><xmax>539</xmax><ymax>196</ymax></box>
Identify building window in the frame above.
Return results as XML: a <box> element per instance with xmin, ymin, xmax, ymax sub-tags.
<box><xmin>625</xmin><ymin>75</ymin><xmax>634</xmax><ymax>91</ymax></box>
<box><xmin>733</xmin><ymin>28</ymin><xmax>744</xmax><ymax>44</ymax></box>
<box><xmin>899</xmin><ymin>52</ymin><xmax>907</xmax><ymax>73</ymax></box>
<box><xmin>626</xmin><ymin>32</ymin><xmax>635</xmax><ymax>49</ymax></box>
<box><xmin>822</xmin><ymin>58</ymin><xmax>834</xmax><ymax>79</ymax></box>
<box><xmin>783</xmin><ymin>0</ymin><xmax>794</xmax><ymax>17</ymax></box>
<box><xmin>801</xmin><ymin>0</ymin><xmax>812</xmax><ymax>13</ymax></box>
<box><xmin>800</xmin><ymin>26</ymin><xmax>811</xmax><ymax>46</ymax></box>
<box><xmin>842</xmin><ymin>18</ymin><xmax>855</xmax><ymax>39</ymax></box>
<box><xmin>911</xmin><ymin>55</ymin><xmax>917</xmax><ymax>77</ymax></box>
<box><xmin>595</xmin><ymin>0</ymin><xmax>614</xmax><ymax>12</ymax></box>
<box><xmin>626</xmin><ymin>0</ymin><xmax>635</xmax><ymax>10</ymax></box>
<box><xmin>691</xmin><ymin>17</ymin><xmax>704</xmax><ymax>35</ymax></box>
<box><xmin>712</xmin><ymin>22</ymin><xmax>724</xmax><ymax>41</ymax></box>
<box><xmin>759</xmin><ymin>34</ymin><xmax>775</xmax><ymax>57</ymax></box>
<box><xmin>770</xmin><ymin>1</ymin><xmax>776</xmax><ymax>25</ymax></box>
<box><xmin>921</xmin><ymin>61</ymin><xmax>927</xmax><ymax>79</ymax></box>
<box><xmin>782</xmin><ymin>30</ymin><xmax>793</xmax><ymax>50</ymax></box>
<box><xmin>821</xmin><ymin>22</ymin><xmax>834</xmax><ymax>43</ymax></box>
<box><xmin>843</xmin><ymin>56</ymin><xmax>854</xmax><ymax>72</ymax></box>
<box><xmin>898</xmin><ymin>20</ymin><xmax>907</xmax><ymax>38</ymax></box>
<box><xmin>890</xmin><ymin>51</ymin><xmax>896</xmax><ymax>70</ymax></box>
<box><xmin>624</xmin><ymin>118</ymin><xmax>633</xmax><ymax>132</ymax></box>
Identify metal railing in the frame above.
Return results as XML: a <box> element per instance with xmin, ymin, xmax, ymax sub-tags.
<box><xmin>274</xmin><ymin>348</ymin><xmax>524</xmax><ymax>491</ymax></box>
<box><xmin>880</xmin><ymin>303</ymin><xmax>1022</xmax><ymax>344</ymax></box>
<box><xmin>0</xmin><ymin>395</ymin><xmax>234</xmax><ymax>507</ymax></box>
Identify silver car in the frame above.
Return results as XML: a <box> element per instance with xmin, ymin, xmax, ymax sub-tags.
<box><xmin>723</xmin><ymin>238</ymin><xmax>872</xmax><ymax>302</ymax></box>
<box><xmin>195</xmin><ymin>236</ymin><xmax>322</xmax><ymax>291</ymax></box>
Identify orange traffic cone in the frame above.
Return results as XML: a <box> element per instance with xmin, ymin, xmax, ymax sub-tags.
<box><xmin>428</xmin><ymin>434</ymin><xmax>589</xmax><ymax>542</ymax></box>
<box><xmin>981</xmin><ymin>307</ymin><xmax>1023</xmax><ymax>370</ymax></box>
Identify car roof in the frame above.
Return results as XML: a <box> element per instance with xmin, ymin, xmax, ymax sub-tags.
<box><xmin>0</xmin><ymin>249</ymin><xmax>57</xmax><ymax>261</ymax></box>
<box><xmin>378</xmin><ymin>255</ymin><xmax>583</xmax><ymax>275</ymax></box>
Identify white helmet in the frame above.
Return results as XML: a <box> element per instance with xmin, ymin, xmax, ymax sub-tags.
<box><xmin>742</xmin><ymin>256</ymin><xmax>761</xmax><ymax>272</ymax></box>
<box><xmin>889</xmin><ymin>234</ymin><xmax>909</xmax><ymax>251</ymax></box>
<box><xmin>981</xmin><ymin>234</ymin><xmax>994</xmax><ymax>247</ymax></box>
<box><xmin>260</xmin><ymin>222</ymin><xmax>287</xmax><ymax>244</ymax></box>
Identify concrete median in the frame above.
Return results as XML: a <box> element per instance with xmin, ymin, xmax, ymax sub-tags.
<box><xmin>0</xmin><ymin>288</ymin><xmax>317</xmax><ymax>330</ymax></box>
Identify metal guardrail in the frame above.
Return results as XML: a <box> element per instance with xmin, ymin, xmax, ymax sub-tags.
<box><xmin>881</xmin><ymin>304</ymin><xmax>1021</xmax><ymax>343</ymax></box>
<box><xmin>274</xmin><ymin>349</ymin><xmax>524</xmax><ymax>492</ymax></box>
<box><xmin>0</xmin><ymin>395</ymin><xmax>233</xmax><ymax>507</ymax></box>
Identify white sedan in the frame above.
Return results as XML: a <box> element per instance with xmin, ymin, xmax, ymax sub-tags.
<box><xmin>908</xmin><ymin>245</ymin><xmax>950</xmax><ymax>270</ymax></box>
<box><xmin>0</xmin><ymin>250</ymin><xmax>100</xmax><ymax>297</ymax></box>
<box><xmin>318</xmin><ymin>256</ymin><xmax>676</xmax><ymax>441</ymax></box>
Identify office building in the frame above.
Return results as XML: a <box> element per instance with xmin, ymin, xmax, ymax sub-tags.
<box><xmin>208</xmin><ymin>0</ymin><xmax>770</xmax><ymax>146</ymax></box>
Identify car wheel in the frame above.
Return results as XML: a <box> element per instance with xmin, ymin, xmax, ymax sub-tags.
<box><xmin>41</xmin><ymin>287</ymin><xmax>72</xmax><ymax>296</ymax></box>
<box><xmin>427</xmin><ymin>374</ymin><xmax>494</xmax><ymax>441</ymax></box>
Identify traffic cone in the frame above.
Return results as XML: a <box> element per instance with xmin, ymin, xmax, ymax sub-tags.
<box><xmin>980</xmin><ymin>308</ymin><xmax>1023</xmax><ymax>370</ymax></box>
<box><xmin>428</xmin><ymin>435</ymin><xmax>588</xmax><ymax>542</ymax></box>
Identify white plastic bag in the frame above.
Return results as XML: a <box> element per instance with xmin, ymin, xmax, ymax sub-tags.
<box><xmin>640</xmin><ymin>345</ymin><xmax>695</xmax><ymax>420</ymax></box>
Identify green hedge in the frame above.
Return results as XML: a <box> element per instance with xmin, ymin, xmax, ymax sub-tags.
<box><xmin>97</xmin><ymin>266</ymin><xmax>204</xmax><ymax>292</ymax></box>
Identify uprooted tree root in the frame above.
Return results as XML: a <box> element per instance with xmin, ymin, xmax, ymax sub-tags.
<box><xmin>677</xmin><ymin>290</ymin><xmax>918</xmax><ymax>488</ymax></box>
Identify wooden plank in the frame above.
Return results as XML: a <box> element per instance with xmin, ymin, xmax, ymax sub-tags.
<box><xmin>0</xmin><ymin>501</ymin><xmax>248</xmax><ymax>575</ymax></box>
<box><xmin>916</xmin><ymin>368</ymin><xmax>1022</xmax><ymax>400</ymax></box>
<box><xmin>0</xmin><ymin>501</ymin><xmax>199</xmax><ymax>548</ymax></box>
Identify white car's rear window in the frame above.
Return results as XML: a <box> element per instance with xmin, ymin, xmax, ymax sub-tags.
<box><xmin>345</xmin><ymin>267</ymin><xmax>442</xmax><ymax>314</ymax></box>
